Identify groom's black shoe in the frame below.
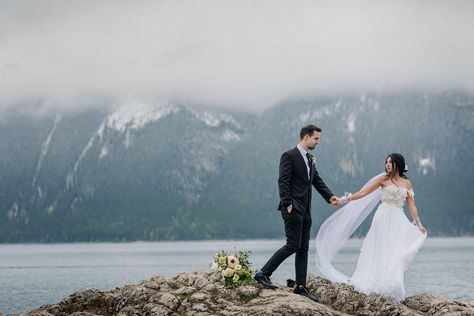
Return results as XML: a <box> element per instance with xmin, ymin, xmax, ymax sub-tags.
<box><xmin>293</xmin><ymin>285</ymin><xmax>317</xmax><ymax>302</ymax></box>
<box><xmin>254</xmin><ymin>271</ymin><xmax>278</xmax><ymax>289</ymax></box>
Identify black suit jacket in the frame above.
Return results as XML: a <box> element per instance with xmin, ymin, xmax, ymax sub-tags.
<box><xmin>277</xmin><ymin>147</ymin><xmax>334</xmax><ymax>215</ymax></box>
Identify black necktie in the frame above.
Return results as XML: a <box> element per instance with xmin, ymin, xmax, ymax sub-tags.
<box><xmin>306</xmin><ymin>153</ymin><xmax>312</xmax><ymax>178</ymax></box>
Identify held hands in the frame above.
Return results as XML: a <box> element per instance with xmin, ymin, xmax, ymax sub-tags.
<box><xmin>330</xmin><ymin>193</ymin><xmax>353</xmax><ymax>207</ymax></box>
<box><xmin>330</xmin><ymin>196</ymin><xmax>341</xmax><ymax>207</ymax></box>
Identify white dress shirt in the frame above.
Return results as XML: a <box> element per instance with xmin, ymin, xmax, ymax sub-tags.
<box><xmin>296</xmin><ymin>144</ymin><xmax>310</xmax><ymax>179</ymax></box>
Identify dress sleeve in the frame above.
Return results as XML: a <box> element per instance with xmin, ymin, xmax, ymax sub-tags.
<box><xmin>407</xmin><ymin>188</ymin><xmax>415</xmax><ymax>199</ymax></box>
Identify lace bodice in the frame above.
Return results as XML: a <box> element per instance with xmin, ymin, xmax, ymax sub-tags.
<box><xmin>381</xmin><ymin>184</ymin><xmax>414</xmax><ymax>208</ymax></box>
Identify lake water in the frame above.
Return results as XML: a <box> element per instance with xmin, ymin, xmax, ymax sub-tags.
<box><xmin>1</xmin><ymin>238</ymin><xmax>473</xmax><ymax>315</ymax></box>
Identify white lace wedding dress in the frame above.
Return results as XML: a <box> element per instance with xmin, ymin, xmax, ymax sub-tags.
<box><xmin>349</xmin><ymin>184</ymin><xmax>426</xmax><ymax>301</ymax></box>
<box><xmin>316</xmin><ymin>175</ymin><xmax>427</xmax><ymax>302</ymax></box>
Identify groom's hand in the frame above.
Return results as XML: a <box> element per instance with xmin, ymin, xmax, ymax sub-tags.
<box><xmin>287</xmin><ymin>205</ymin><xmax>293</xmax><ymax>213</ymax></box>
<box><xmin>330</xmin><ymin>196</ymin><xmax>339</xmax><ymax>207</ymax></box>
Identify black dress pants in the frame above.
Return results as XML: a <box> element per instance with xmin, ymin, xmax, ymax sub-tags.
<box><xmin>261</xmin><ymin>208</ymin><xmax>312</xmax><ymax>286</ymax></box>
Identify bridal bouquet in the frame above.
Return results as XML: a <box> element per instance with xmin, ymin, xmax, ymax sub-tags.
<box><xmin>211</xmin><ymin>250</ymin><xmax>253</xmax><ymax>288</ymax></box>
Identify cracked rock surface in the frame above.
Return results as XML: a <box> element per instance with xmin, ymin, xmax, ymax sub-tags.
<box><xmin>15</xmin><ymin>270</ymin><xmax>474</xmax><ymax>316</ymax></box>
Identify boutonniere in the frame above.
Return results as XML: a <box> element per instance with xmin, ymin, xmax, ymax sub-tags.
<box><xmin>310</xmin><ymin>156</ymin><xmax>316</xmax><ymax>166</ymax></box>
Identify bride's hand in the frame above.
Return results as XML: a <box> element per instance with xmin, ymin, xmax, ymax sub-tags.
<box><xmin>418</xmin><ymin>225</ymin><xmax>427</xmax><ymax>234</ymax></box>
<box><xmin>338</xmin><ymin>192</ymin><xmax>352</xmax><ymax>204</ymax></box>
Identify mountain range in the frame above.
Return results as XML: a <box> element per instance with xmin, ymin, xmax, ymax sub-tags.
<box><xmin>1</xmin><ymin>91</ymin><xmax>473</xmax><ymax>242</ymax></box>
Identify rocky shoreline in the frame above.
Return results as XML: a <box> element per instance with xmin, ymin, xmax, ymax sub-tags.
<box><xmin>14</xmin><ymin>270</ymin><xmax>474</xmax><ymax>316</ymax></box>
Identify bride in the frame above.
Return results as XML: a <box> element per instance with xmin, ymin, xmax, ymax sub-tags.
<box><xmin>316</xmin><ymin>153</ymin><xmax>427</xmax><ymax>302</ymax></box>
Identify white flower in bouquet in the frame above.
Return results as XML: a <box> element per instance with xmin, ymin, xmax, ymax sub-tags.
<box><xmin>235</xmin><ymin>264</ymin><xmax>242</xmax><ymax>271</ymax></box>
<box><xmin>218</xmin><ymin>256</ymin><xmax>227</xmax><ymax>266</ymax></box>
<box><xmin>222</xmin><ymin>267</ymin><xmax>235</xmax><ymax>278</ymax></box>
<box><xmin>211</xmin><ymin>262</ymin><xmax>218</xmax><ymax>271</ymax></box>
<box><xmin>232</xmin><ymin>274</ymin><xmax>239</xmax><ymax>282</ymax></box>
<box><xmin>227</xmin><ymin>255</ymin><xmax>240</xmax><ymax>268</ymax></box>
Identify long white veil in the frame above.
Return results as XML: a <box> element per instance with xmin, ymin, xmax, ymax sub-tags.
<box><xmin>315</xmin><ymin>173</ymin><xmax>384</xmax><ymax>283</ymax></box>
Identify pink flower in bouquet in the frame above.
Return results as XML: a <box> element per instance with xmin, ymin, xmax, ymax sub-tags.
<box><xmin>227</xmin><ymin>255</ymin><xmax>240</xmax><ymax>268</ymax></box>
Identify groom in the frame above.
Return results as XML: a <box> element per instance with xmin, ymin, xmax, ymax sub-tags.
<box><xmin>254</xmin><ymin>124</ymin><xmax>338</xmax><ymax>300</ymax></box>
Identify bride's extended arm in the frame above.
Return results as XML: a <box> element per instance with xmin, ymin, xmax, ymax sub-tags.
<box><xmin>406</xmin><ymin>182</ymin><xmax>427</xmax><ymax>234</ymax></box>
<box><xmin>340</xmin><ymin>175</ymin><xmax>383</xmax><ymax>203</ymax></box>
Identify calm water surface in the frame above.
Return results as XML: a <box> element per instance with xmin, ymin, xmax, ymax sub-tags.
<box><xmin>1</xmin><ymin>238</ymin><xmax>473</xmax><ymax>315</ymax></box>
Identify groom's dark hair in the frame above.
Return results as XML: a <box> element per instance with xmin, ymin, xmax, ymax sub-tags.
<box><xmin>300</xmin><ymin>124</ymin><xmax>321</xmax><ymax>139</ymax></box>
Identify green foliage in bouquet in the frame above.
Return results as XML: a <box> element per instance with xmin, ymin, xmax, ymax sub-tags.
<box><xmin>211</xmin><ymin>250</ymin><xmax>254</xmax><ymax>288</ymax></box>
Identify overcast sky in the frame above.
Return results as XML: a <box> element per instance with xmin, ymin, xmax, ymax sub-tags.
<box><xmin>1</xmin><ymin>0</ymin><xmax>473</xmax><ymax>111</ymax></box>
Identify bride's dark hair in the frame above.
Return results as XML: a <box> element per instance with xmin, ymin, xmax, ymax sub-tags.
<box><xmin>386</xmin><ymin>153</ymin><xmax>408</xmax><ymax>181</ymax></box>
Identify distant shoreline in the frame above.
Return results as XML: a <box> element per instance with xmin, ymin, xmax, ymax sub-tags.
<box><xmin>1</xmin><ymin>236</ymin><xmax>474</xmax><ymax>245</ymax></box>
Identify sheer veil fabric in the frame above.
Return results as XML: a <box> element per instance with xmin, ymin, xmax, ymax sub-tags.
<box><xmin>315</xmin><ymin>173</ymin><xmax>384</xmax><ymax>283</ymax></box>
